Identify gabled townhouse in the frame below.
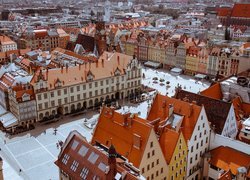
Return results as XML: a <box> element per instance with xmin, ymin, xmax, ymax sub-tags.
<box><xmin>137</xmin><ymin>36</ymin><xmax>148</xmax><ymax>61</ymax></box>
<box><xmin>30</xmin><ymin>52</ymin><xmax>142</xmax><ymax>122</ymax></box>
<box><xmin>207</xmin><ymin>47</ymin><xmax>220</xmax><ymax>78</ymax></box>
<box><xmin>147</xmin><ymin>94</ymin><xmax>211</xmax><ymax>180</ymax></box>
<box><xmin>55</xmin><ymin>130</ymin><xmax>144</xmax><ymax>180</ymax></box>
<box><xmin>185</xmin><ymin>46</ymin><xmax>201</xmax><ymax>75</ymax></box>
<box><xmin>7</xmin><ymin>83</ymin><xmax>37</xmax><ymax>131</ymax></box>
<box><xmin>175</xmin><ymin>43</ymin><xmax>186</xmax><ymax>71</ymax></box>
<box><xmin>197</xmin><ymin>46</ymin><xmax>209</xmax><ymax>75</ymax></box>
<box><xmin>159</xmin><ymin>129</ymin><xmax>187</xmax><ymax>180</ymax></box>
<box><xmin>175</xmin><ymin>89</ymin><xmax>238</xmax><ymax>139</ymax></box>
<box><xmin>164</xmin><ymin>41</ymin><xmax>177</xmax><ymax>69</ymax></box>
<box><xmin>203</xmin><ymin>146</ymin><xmax>250</xmax><ymax>180</ymax></box>
<box><xmin>91</xmin><ymin>107</ymin><xmax>169</xmax><ymax>180</ymax></box>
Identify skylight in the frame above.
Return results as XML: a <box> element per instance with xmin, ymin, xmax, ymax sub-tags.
<box><xmin>71</xmin><ymin>140</ymin><xmax>79</xmax><ymax>150</ymax></box>
<box><xmin>98</xmin><ymin>162</ymin><xmax>107</xmax><ymax>172</ymax></box>
<box><xmin>78</xmin><ymin>145</ymin><xmax>89</xmax><ymax>157</ymax></box>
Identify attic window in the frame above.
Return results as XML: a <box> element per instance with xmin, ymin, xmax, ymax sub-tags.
<box><xmin>133</xmin><ymin>133</ymin><xmax>141</xmax><ymax>150</ymax></box>
<box><xmin>71</xmin><ymin>140</ymin><xmax>79</xmax><ymax>150</ymax></box>
<box><xmin>98</xmin><ymin>162</ymin><xmax>107</xmax><ymax>172</ymax></box>
<box><xmin>78</xmin><ymin>145</ymin><xmax>89</xmax><ymax>157</ymax></box>
<box><xmin>88</xmin><ymin>152</ymin><xmax>99</xmax><ymax>164</ymax></box>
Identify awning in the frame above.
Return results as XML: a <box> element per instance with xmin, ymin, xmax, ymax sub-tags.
<box><xmin>0</xmin><ymin>112</ymin><xmax>18</xmax><ymax>129</ymax></box>
<box><xmin>144</xmin><ymin>61</ymin><xmax>162</xmax><ymax>68</ymax></box>
<box><xmin>171</xmin><ymin>67</ymin><xmax>182</xmax><ymax>74</ymax></box>
<box><xmin>195</xmin><ymin>73</ymin><xmax>207</xmax><ymax>79</ymax></box>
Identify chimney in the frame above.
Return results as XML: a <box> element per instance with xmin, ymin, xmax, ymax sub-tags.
<box><xmin>74</xmin><ymin>61</ymin><xmax>77</xmax><ymax>66</ymax></box>
<box><xmin>102</xmin><ymin>59</ymin><xmax>104</xmax><ymax>67</ymax></box>
<box><xmin>79</xmin><ymin>64</ymin><xmax>81</xmax><ymax>70</ymax></box>
<box><xmin>96</xmin><ymin>61</ymin><xmax>98</xmax><ymax>68</ymax></box>
<box><xmin>107</xmin><ymin>144</ymin><xmax>117</xmax><ymax>179</ymax></box>
<box><xmin>169</xmin><ymin>104</ymin><xmax>174</xmax><ymax>117</ymax></box>
<box><xmin>61</xmin><ymin>65</ymin><xmax>63</xmax><ymax>73</ymax></box>
<box><xmin>66</xmin><ymin>64</ymin><xmax>68</xmax><ymax>72</ymax></box>
<box><xmin>117</xmin><ymin>55</ymin><xmax>120</xmax><ymax>65</ymax></box>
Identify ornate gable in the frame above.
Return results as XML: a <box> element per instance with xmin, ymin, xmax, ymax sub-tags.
<box><xmin>87</xmin><ymin>70</ymin><xmax>94</xmax><ymax>81</ymax></box>
<box><xmin>114</xmin><ymin>67</ymin><xmax>121</xmax><ymax>76</ymax></box>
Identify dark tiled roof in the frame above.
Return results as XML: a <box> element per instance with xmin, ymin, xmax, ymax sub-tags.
<box><xmin>75</xmin><ymin>34</ymin><xmax>95</xmax><ymax>52</ymax></box>
<box><xmin>55</xmin><ymin>131</ymin><xmax>141</xmax><ymax>180</ymax></box>
<box><xmin>175</xmin><ymin>90</ymin><xmax>231</xmax><ymax>134</ymax></box>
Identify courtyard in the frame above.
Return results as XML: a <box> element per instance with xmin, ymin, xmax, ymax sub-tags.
<box><xmin>0</xmin><ymin>67</ymin><xmax>210</xmax><ymax>180</ymax></box>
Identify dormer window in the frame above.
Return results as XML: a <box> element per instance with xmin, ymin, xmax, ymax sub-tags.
<box><xmin>22</xmin><ymin>93</ymin><xmax>30</xmax><ymax>102</ymax></box>
<box><xmin>55</xmin><ymin>78</ymin><xmax>62</xmax><ymax>88</ymax></box>
<box><xmin>114</xmin><ymin>67</ymin><xmax>121</xmax><ymax>76</ymax></box>
<box><xmin>87</xmin><ymin>70</ymin><xmax>94</xmax><ymax>82</ymax></box>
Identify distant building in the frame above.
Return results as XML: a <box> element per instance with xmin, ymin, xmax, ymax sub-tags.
<box><xmin>217</xmin><ymin>4</ymin><xmax>250</xmax><ymax>26</ymax></box>
<box><xmin>0</xmin><ymin>36</ymin><xmax>17</xmax><ymax>52</ymax></box>
<box><xmin>55</xmin><ymin>130</ymin><xmax>144</xmax><ymax>180</ymax></box>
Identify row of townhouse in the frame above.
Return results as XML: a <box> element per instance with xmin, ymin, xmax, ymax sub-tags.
<box><xmin>0</xmin><ymin>52</ymin><xmax>142</xmax><ymax>133</ymax></box>
<box><xmin>90</xmin><ymin>90</ymin><xmax>250</xmax><ymax>180</ymax></box>
<box><xmin>19</xmin><ymin>28</ymin><xmax>70</xmax><ymax>51</ymax></box>
<box><xmin>123</xmin><ymin>35</ymin><xmax>250</xmax><ymax>78</ymax></box>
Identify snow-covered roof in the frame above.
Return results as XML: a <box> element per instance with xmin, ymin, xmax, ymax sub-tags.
<box><xmin>0</xmin><ymin>112</ymin><xmax>18</xmax><ymax>128</ymax></box>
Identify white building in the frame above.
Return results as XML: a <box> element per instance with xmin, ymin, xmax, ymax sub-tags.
<box><xmin>0</xmin><ymin>36</ymin><xmax>17</xmax><ymax>52</ymax></box>
<box><xmin>30</xmin><ymin>52</ymin><xmax>142</xmax><ymax>121</ymax></box>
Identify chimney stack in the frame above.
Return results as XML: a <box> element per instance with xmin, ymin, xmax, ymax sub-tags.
<box><xmin>169</xmin><ymin>104</ymin><xmax>174</xmax><ymax>117</ymax></box>
<box><xmin>117</xmin><ymin>55</ymin><xmax>120</xmax><ymax>65</ymax></box>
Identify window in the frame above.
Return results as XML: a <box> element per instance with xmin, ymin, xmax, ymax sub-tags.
<box><xmin>64</xmin><ymin>98</ymin><xmax>68</xmax><ymax>103</ymax></box>
<box><xmin>198</xmin><ymin>125</ymin><xmax>200</xmax><ymax>131</ymax></box>
<box><xmin>51</xmin><ymin>92</ymin><xmax>54</xmax><ymax>97</ymax></box>
<box><xmin>71</xmin><ymin>96</ymin><xmax>74</xmax><ymax>102</ymax></box>
<box><xmin>191</xmin><ymin>146</ymin><xmax>193</xmax><ymax>153</ymax></box>
<box><xmin>44</xmin><ymin>102</ymin><xmax>48</xmax><ymax>109</ymax></box>
<box><xmin>190</xmin><ymin>157</ymin><xmax>193</xmax><ymax>164</ymax></box>
<box><xmin>89</xmin><ymin>83</ymin><xmax>92</xmax><ymax>88</ymax></box>
<box><xmin>64</xmin><ymin>89</ymin><xmax>67</xmax><ymax>94</ymax></box>
<box><xmin>95</xmin><ymin>90</ymin><xmax>98</xmax><ymax>96</ymax></box>
<box><xmin>70</xmin><ymin>160</ymin><xmax>79</xmax><ymax>172</ymax></box>
<box><xmin>106</xmin><ymin>87</ymin><xmax>109</xmax><ymax>93</ymax></box>
<box><xmin>71</xmin><ymin>140</ymin><xmax>79</xmax><ymax>150</ymax></box>
<box><xmin>196</xmin><ymin>143</ymin><xmax>199</xmax><ymax>149</ymax></box>
<box><xmin>206</xmin><ymin>137</ymin><xmax>208</xmax><ymax>144</ymax></box>
<box><xmin>201</xmin><ymin>115</ymin><xmax>203</xmax><ymax>120</ymax></box>
<box><xmin>62</xmin><ymin>154</ymin><xmax>70</xmax><ymax>164</ymax></box>
<box><xmin>195</xmin><ymin>154</ymin><xmax>198</xmax><ymax>160</ymax></box>
<box><xmin>89</xmin><ymin>92</ymin><xmax>92</xmax><ymax>97</ymax></box>
<box><xmin>151</xmin><ymin>174</ymin><xmax>154</xmax><ymax>179</ymax></box>
<box><xmin>83</xmin><ymin>84</ymin><xmax>86</xmax><ymax>90</ymax></box>
<box><xmin>83</xmin><ymin>93</ymin><xmax>86</xmax><ymax>98</ymax></box>
<box><xmin>70</xmin><ymin>87</ymin><xmax>74</xmax><ymax>93</ymax></box>
<box><xmin>151</xmin><ymin>162</ymin><xmax>154</xmax><ymax>168</ymax></box>
<box><xmin>147</xmin><ymin>152</ymin><xmax>150</xmax><ymax>159</ymax></box>
<box><xmin>57</xmin><ymin>90</ymin><xmax>61</xmax><ymax>96</ymax></box>
<box><xmin>100</xmin><ymin>81</ymin><xmax>103</xmax><ymax>86</ymax></box>
<box><xmin>194</xmin><ymin>136</ymin><xmax>197</xmax><ymax>141</ymax></box>
<box><xmin>156</xmin><ymin>159</ymin><xmax>159</xmax><ymax>165</ymax></box>
<box><xmin>156</xmin><ymin>170</ymin><xmax>158</xmax><ymax>177</ymax></box>
<box><xmin>58</xmin><ymin>99</ymin><xmax>61</xmax><ymax>105</ymax></box>
<box><xmin>152</xmin><ymin>150</ymin><xmax>155</xmax><ymax>156</ymax></box>
<box><xmin>199</xmin><ymin>132</ymin><xmax>202</xmax><ymax>138</ymax></box>
<box><xmin>204</xmin><ymin>130</ymin><xmax>206</xmax><ymax>135</ymax></box>
<box><xmin>37</xmin><ymin>94</ymin><xmax>42</xmax><ymax>100</ymax></box>
<box><xmin>51</xmin><ymin>101</ymin><xmax>55</xmax><ymax>106</ymax></box>
<box><xmin>77</xmin><ymin>86</ymin><xmax>80</xmax><ymax>91</ymax></box>
<box><xmin>44</xmin><ymin>93</ymin><xmax>47</xmax><ymax>99</ymax></box>
<box><xmin>203</xmin><ymin>123</ymin><xmax>205</xmax><ymax>128</ymax></box>
<box><xmin>77</xmin><ymin>94</ymin><xmax>80</xmax><ymax>100</ymax></box>
<box><xmin>150</xmin><ymin>141</ymin><xmax>153</xmax><ymax>148</ymax></box>
<box><xmin>80</xmin><ymin>167</ymin><xmax>89</xmax><ymax>179</ymax></box>
<box><xmin>201</xmin><ymin>140</ymin><xmax>203</xmax><ymax>146</ymax></box>
<box><xmin>161</xmin><ymin>168</ymin><xmax>163</xmax><ymax>173</ymax></box>
<box><xmin>38</xmin><ymin>104</ymin><xmax>42</xmax><ymax>110</ymax></box>
<box><xmin>142</xmin><ymin>168</ymin><xmax>144</xmax><ymax>174</ymax></box>
<box><xmin>147</xmin><ymin>164</ymin><xmax>150</xmax><ymax>171</ymax></box>
<box><xmin>95</xmin><ymin>82</ymin><xmax>98</xmax><ymax>87</ymax></box>
<box><xmin>88</xmin><ymin>152</ymin><xmax>99</xmax><ymax>164</ymax></box>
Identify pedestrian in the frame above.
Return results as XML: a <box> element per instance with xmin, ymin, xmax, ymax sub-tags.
<box><xmin>19</xmin><ymin>169</ymin><xmax>22</xmax><ymax>173</ymax></box>
<box><xmin>56</xmin><ymin>143</ymin><xmax>59</xmax><ymax>149</ymax></box>
<box><xmin>54</xmin><ymin>128</ymin><xmax>57</xmax><ymax>135</ymax></box>
<box><xmin>4</xmin><ymin>140</ymin><xmax>6</xmax><ymax>144</ymax></box>
<box><xmin>44</xmin><ymin>130</ymin><xmax>46</xmax><ymax>135</ymax></box>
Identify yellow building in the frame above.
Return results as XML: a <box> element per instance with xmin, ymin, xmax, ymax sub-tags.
<box><xmin>185</xmin><ymin>46</ymin><xmax>201</xmax><ymax>75</ymax></box>
<box><xmin>148</xmin><ymin>43</ymin><xmax>163</xmax><ymax>63</ymax></box>
<box><xmin>125</xmin><ymin>39</ymin><xmax>137</xmax><ymax>56</ymax></box>
<box><xmin>160</xmin><ymin>129</ymin><xmax>187</xmax><ymax>180</ymax></box>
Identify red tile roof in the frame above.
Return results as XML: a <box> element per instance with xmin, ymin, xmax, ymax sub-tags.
<box><xmin>200</xmin><ymin>83</ymin><xmax>223</xmax><ymax>100</ymax></box>
<box><xmin>159</xmin><ymin>128</ymin><xmax>180</xmax><ymax>164</ymax></box>
<box><xmin>91</xmin><ymin>107</ymin><xmax>153</xmax><ymax>167</ymax></box>
<box><xmin>209</xmin><ymin>146</ymin><xmax>250</xmax><ymax>176</ymax></box>
<box><xmin>147</xmin><ymin>94</ymin><xmax>201</xmax><ymax>142</ymax></box>
<box><xmin>231</xmin><ymin>4</ymin><xmax>250</xmax><ymax>18</ymax></box>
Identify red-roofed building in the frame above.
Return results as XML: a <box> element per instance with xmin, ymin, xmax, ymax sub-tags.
<box><xmin>217</xmin><ymin>4</ymin><xmax>250</xmax><ymax>26</ymax></box>
<box><xmin>8</xmin><ymin>83</ymin><xmax>37</xmax><ymax>131</ymax></box>
<box><xmin>147</xmin><ymin>94</ymin><xmax>211</xmax><ymax>180</ymax></box>
<box><xmin>91</xmin><ymin>107</ymin><xmax>169</xmax><ymax>179</ymax></box>
<box><xmin>203</xmin><ymin>146</ymin><xmax>250</xmax><ymax>180</ymax></box>
<box><xmin>55</xmin><ymin>130</ymin><xmax>144</xmax><ymax>180</ymax></box>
